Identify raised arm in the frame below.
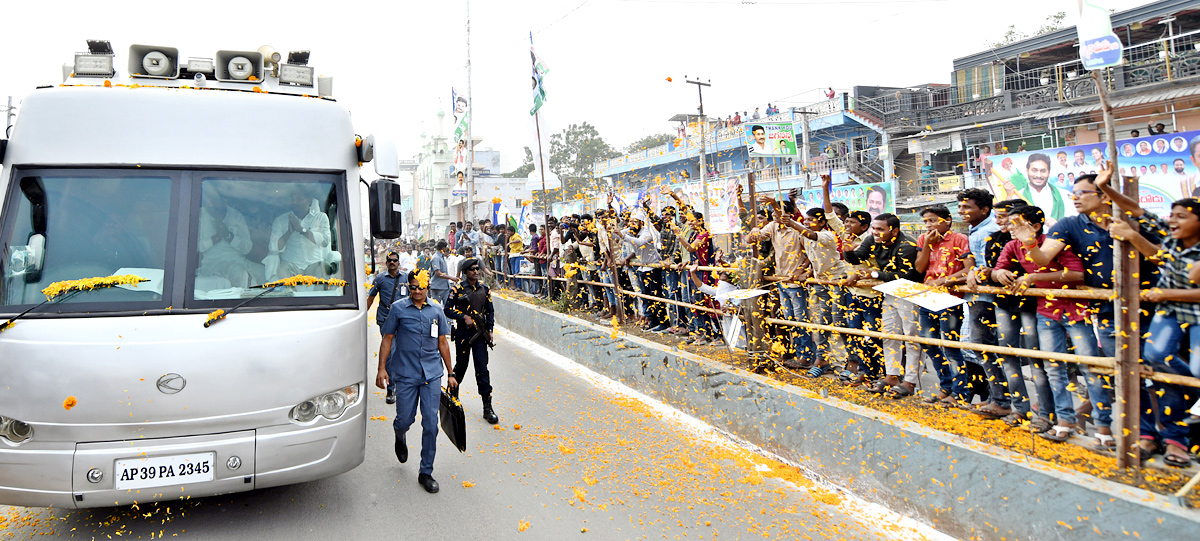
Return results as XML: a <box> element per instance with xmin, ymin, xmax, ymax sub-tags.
<box><xmin>1095</xmin><ymin>167</ymin><xmax>1145</xmax><ymax>218</ymax></box>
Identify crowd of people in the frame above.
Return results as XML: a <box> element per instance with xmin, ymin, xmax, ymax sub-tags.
<box><xmin>374</xmin><ymin>164</ymin><xmax>1200</xmax><ymax>468</ymax></box>
<box><xmin>718</xmin><ymin>104</ymin><xmax>782</xmax><ymax>130</ymax></box>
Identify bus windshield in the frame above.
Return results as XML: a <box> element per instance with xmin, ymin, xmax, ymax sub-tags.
<box><xmin>0</xmin><ymin>169</ymin><xmax>352</xmax><ymax>314</ymax></box>
<box><xmin>1</xmin><ymin>172</ymin><xmax>173</xmax><ymax>308</ymax></box>
<box><xmin>192</xmin><ymin>176</ymin><xmax>344</xmax><ymax>300</ymax></box>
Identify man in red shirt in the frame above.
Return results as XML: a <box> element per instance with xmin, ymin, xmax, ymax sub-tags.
<box><xmin>910</xmin><ymin>205</ymin><xmax>970</xmax><ymax>402</ymax></box>
<box><xmin>994</xmin><ymin>205</ymin><xmax>1086</xmax><ymax>442</ymax></box>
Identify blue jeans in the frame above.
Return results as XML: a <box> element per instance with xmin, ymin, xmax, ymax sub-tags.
<box><xmin>778</xmin><ymin>284</ymin><xmax>814</xmax><ymax>362</ymax></box>
<box><xmin>967</xmin><ymin>301</ymin><xmax>1010</xmax><ymax>408</ymax></box>
<box><xmin>600</xmin><ymin>270</ymin><xmax>617</xmax><ymax>306</ymax></box>
<box><xmin>509</xmin><ymin>257</ymin><xmax>524</xmax><ymax>290</ymax></box>
<box><xmin>392</xmin><ymin>375</ymin><xmax>441</xmax><ymax>476</ymax></box>
<box><xmin>994</xmin><ymin>306</ymin><xmax>1052</xmax><ymax>418</ymax></box>
<box><xmin>1139</xmin><ymin>312</ymin><xmax>1199</xmax><ymax>449</ymax></box>
<box><xmin>920</xmin><ymin>306</ymin><xmax>968</xmax><ymax>400</ymax></box>
<box><xmin>1036</xmin><ymin>314</ymin><xmax>1106</xmax><ymax>427</ymax></box>
<box><xmin>663</xmin><ymin>269</ymin><xmax>687</xmax><ymax>327</ymax></box>
<box><xmin>844</xmin><ymin>293</ymin><xmax>883</xmax><ymax>378</ymax></box>
<box><xmin>809</xmin><ymin>284</ymin><xmax>839</xmax><ymax>359</ymax></box>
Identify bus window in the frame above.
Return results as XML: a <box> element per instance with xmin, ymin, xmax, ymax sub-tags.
<box><xmin>192</xmin><ymin>177</ymin><xmax>344</xmax><ymax>300</ymax></box>
<box><xmin>1</xmin><ymin>172</ymin><xmax>172</xmax><ymax>308</ymax></box>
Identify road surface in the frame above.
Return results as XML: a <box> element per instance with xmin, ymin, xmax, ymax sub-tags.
<box><xmin>0</xmin><ymin>325</ymin><xmax>942</xmax><ymax>540</ymax></box>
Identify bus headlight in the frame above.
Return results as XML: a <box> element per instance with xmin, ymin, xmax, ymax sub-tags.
<box><xmin>289</xmin><ymin>384</ymin><xmax>361</xmax><ymax>424</ymax></box>
<box><xmin>0</xmin><ymin>415</ymin><xmax>33</xmax><ymax>444</ymax></box>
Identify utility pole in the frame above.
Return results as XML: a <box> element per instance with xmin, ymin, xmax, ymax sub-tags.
<box><xmin>685</xmin><ymin>77</ymin><xmax>711</xmax><ymax>225</ymax></box>
<box><xmin>465</xmin><ymin>0</ymin><xmax>475</xmax><ymax>223</ymax></box>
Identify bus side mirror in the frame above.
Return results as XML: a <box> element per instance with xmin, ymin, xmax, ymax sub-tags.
<box><xmin>368</xmin><ymin>179</ymin><xmax>403</xmax><ymax>239</ymax></box>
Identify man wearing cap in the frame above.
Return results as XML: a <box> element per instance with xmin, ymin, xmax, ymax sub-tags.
<box><xmin>376</xmin><ymin>270</ymin><xmax>457</xmax><ymax>494</ymax></box>
<box><xmin>444</xmin><ymin>258</ymin><xmax>499</xmax><ymax>424</ymax></box>
<box><xmin>367</xmin><ymin>251</ymin><xmax>408</xmax><ymax>404</ymax></box>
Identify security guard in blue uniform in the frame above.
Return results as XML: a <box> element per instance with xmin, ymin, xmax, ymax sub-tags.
<box><xmin>376</xmin><ymin>270</ymin><xmax>457</xmax><ymax>494</ymax></box>
<box><xmin>367</xmin><ymin>251</ymin><xmax>407</xmax><ymax>404</ymax></box>
<box><xmin>444</xmin><ymin>258</ymin><xmax>499</xmax><ymax>424</ymax></box>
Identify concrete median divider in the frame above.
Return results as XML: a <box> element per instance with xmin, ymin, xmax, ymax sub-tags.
<box><xmin>495</xmin><ymin>295</ymin><xmax>1199</xmax><ymax>540</ymax></box>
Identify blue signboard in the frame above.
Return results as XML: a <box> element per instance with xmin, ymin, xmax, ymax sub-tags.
<box><xmin>1081</xmin><ymin>34</ymin><xmax>1124</xmax><ymax>69</ymax></box>
<box><xmin>1077</xmin><ymin>1</ymin><xmax>1123</xmax><ymax>69</ymax></box>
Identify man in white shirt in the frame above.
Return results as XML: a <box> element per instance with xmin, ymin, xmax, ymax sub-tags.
<box><xmin>395</xmin><ymin>243</ymin><xmax>417</xmax><ymax>274</ymax></box>
<box><xmin>1020</xmin><ymin>153</ymin><xmax>1076</xmax><ymax>227</ymax></box>
<box><xmin>747</xmin><ymin>125</ymin><xmax>772</xmax><ymax>155</ymax></box>
<box><xmin>197</xmin><ymin>185</ymin><xmax>260</xmax><ymax>288</ymax></box>
<box><xmin>456</xmin><ymin>221</ymin><xmax>480</xmax><ymax>254</ymax></box>
<box><xmin>264</xmin><ymin>187</ymin><xmax>332</xmax><ymax>281</ymax></box>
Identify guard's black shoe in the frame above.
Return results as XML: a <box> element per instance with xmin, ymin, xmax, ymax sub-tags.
<box><xmin>394</xmin><ymin>432</ymin><xmax>408</xmax><ymax>463</ymax></box>
<box><xmin>418</xmin><ymin>473</ymin><xmax>439</xmax><ymax>493</ymax></box>
<box><xmin>385</xmin><ymin>386</ymin><xmax>396</xmax><ymax>405</ymax></box>
<box><xmin>482</xmin><ymin>396</ymin><xmax>499</xmax><ymax>425</ymax></box>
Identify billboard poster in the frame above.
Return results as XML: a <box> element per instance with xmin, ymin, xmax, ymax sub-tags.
<box><xmin>743</xmin><ymin>122</ymin><xmax>798</xmax><ymax>158</ymax></box>
<box><xmin>451</xmin><ymin>88</ymin><xmax>470</xmax><ymax>172</ymax></box>
<box><xmin>797</xmin><ymin>180</ymin><xmax>896</xmax><ymax>221</ymax></box>
<box><xmin>982</xmin><ymin>130</ymin><xmax>1200</xmax><ymax>225</ymax></box>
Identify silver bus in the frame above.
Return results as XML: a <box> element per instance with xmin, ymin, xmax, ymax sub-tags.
<box><xmin>0</xmin><ymin>41</ymin><xmax>404</xmax><ymax>507</ymax></box>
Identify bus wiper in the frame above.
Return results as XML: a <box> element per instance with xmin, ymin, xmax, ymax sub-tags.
<box><xmin>204</xmin><ymin>274</ymin><xmax>347</xmax><ymax>328</ymax></box>
<box><xmin>0</xmin><ymin>274</ymin><xmax>148</xmax><ymax>332</ymax></box>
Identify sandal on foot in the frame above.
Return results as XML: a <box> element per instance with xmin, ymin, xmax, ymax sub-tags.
<box><xmin>1137</xmin><ymin>440</ymin><xmax>1161</xmax><ymax>461</ymax></box>
<box><xmin>887</xmin><ymin>385</ymin><xmax>913</xmax><ymax>399</ymax></box>
<box><xmin>806</xmin><ymin>365</ymin><xmax>829</xmax><ymax>378</ymax></box>
<box><xmin>1038</xmin><ymin>425</ymin><xmax>1074</xmax><ymax>442</ymax></box>
<box><xmin>1000</xmin><ymin>412</ymin><xmax>1025</xmax><ymax>427</ymax></box>
<box><xmin>1093</xmin><ymin>433</ymin><xmax>1116</xmax><ymax>453</ymax></box>
<box><xmin>922</xmin><ymin>392</ymin><xmax>950</xmax><ymax>405</ymax></box>
<box><xmin>836</xmin><ymin>369</ymin><xmax>856</xmax><ymax>382</ymax></box>
<box><xmin>1164</xmin><ymin>446</ymin><xmax>1192</xmax><ymax>468</ymax></box>
<box><xmin>866</xmin><ymin>381</ymin><xmax>890</xmax><ymax>394</ymax></box>
<box><xmin>973</xmin><ymin>403</ymin><xmax>1012</xmax><ymax>420</ymax></box>
<box><xmin>1028</xmin><ymin>416</ymin><xmax>1053</xmax><ymax>433</ymax></box>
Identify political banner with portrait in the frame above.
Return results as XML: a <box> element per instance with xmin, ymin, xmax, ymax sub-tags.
<box><xmin>982</xmin><ymin>130</ymin><xmax>1200</xmax><ymax>225</ymax></box>
<box><xmin>743</xmin><ymin>122</ymin><xmax>798</xmax><ymax>158</ymax></box>
<box><xmin>796</xmin><ymin>180</ymin><xmax>896</xmax><ymax>220</ymax></box>
<box><xmin>451</xmin><ymin>88</ymin><xmax>470</xmax><ymax>173</ymax></box>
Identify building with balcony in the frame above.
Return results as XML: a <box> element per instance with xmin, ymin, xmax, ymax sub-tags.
<box><xmin>857</xmin><ymin>0</ymin><xmax>1200</xmax><ymax>213</ymax></box>
<box><xmin>410</xmin><ymin>110</ymin><xmax>524</xmax><ymax>239</ymax></box>
<box><xmin>589</xmin><ymin>0</ymin><xmax>1200</xmax><ymax>224</ymax></box>
<box><xmin>591</xmin><ymin>98</ymin><xmax>890</xmax><ymax>205</ymax></box>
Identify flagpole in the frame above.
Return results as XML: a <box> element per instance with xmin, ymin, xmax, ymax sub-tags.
<box><xmin>535</xmin><ymin>110</ymin><xmax>548</xmax><ymax>219</ymax></box>
<box><xmin>531</xmin><ymin>32</ymin><xmax>549</xmax><ymax>221</ymax></box>
<box><xmin>466</xmin><ymin>0</ymin><xmax>475</xmax><ymax>223</ymax></box>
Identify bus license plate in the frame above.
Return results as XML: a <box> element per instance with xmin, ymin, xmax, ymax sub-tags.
<box><xmin>113</xmin><ymin>452</ymin><xmax>215</xmax><ymax>490</ymax></box>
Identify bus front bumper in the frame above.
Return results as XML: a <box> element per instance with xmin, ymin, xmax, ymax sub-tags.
<box><xmin>0</xmin><ymin>409</ymin><xmax>365</xmax><ymax>509</ymax></box>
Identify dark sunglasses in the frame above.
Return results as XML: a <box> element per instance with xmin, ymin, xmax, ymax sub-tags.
<box><xmin>386</xmin><ymin>258</ymin><xmax>399</xmax><ymax>262</ymax></box>
<box><xmin>408</xmin><ymin>284</ymin><xmax>426</xmax><ymax>290</ymax></box>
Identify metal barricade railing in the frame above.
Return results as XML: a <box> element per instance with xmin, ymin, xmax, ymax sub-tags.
<box><xmin>484</xmin><ymin>255</ymin><xmax>1200</xmax><ymax>475</ymax></box>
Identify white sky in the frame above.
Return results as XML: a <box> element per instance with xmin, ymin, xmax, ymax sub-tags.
<box><xmin>0</xmin><ymin>0</ymin><xmax>1155</xmax><ymax>173</ymax></box>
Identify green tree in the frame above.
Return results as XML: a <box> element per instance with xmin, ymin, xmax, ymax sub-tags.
<box><xmin>624</xmin><ymin>133</ymin><xmax>674</xmax><ymax>154</ymax></box>
<box><xmin>548</xmin><ymin>122</ymin><xmax>620</xmax><ymax>201</ymax></box>
<box><xmin>991</xmin><ymin>11</ymin><xmax>1066</xmax><ymax>48</ymax></box>
<box><xmin>503</xmin><ymin>146</ymin><xmax>535</xmax><ymax>178</ymax></box>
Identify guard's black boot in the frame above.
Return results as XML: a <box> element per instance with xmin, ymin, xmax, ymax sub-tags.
<box><xmin>482</xmin><ymin>395</ymin><xmax>499</xmax><ymax>425</ymax></box>
<box><xmin>394</xmin><ymin>432</ymin><xmax>408</xmax><ymax>463</ymax></box>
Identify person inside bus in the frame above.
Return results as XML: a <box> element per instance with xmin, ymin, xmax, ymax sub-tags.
<box><xmin>197</xmin><ymin>183</ymin><xmax>262</xmax><ymax>289</ymax></box>
<box><xmin>263</xmin><ymin>186</ymin><xmax>332</xmax><ymax>281</ymax></box>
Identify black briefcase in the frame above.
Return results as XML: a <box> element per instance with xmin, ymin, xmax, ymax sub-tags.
<box><xmin>440</xmin><ymin>388</ymin><xmax>467</xmax><ymax>452</ymax></box>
